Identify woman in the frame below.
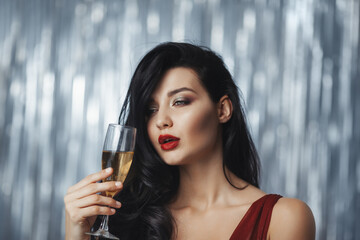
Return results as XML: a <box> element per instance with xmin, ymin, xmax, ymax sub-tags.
<box><xmin>64</xmin><ymin>42</ymin><xmax>315</xmax><ymax>240</ymax></box>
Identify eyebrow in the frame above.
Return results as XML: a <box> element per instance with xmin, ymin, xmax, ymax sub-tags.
<box><xmin>167</xmin><ymin>87</ymin><xmax>196</xmax><ymax>97</ymax></box>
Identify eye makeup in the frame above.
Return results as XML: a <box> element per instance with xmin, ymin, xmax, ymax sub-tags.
<box><xmin>172</xmin><ymin>97</ymin><xmax>191</xmax><ymax>106</ymax></box>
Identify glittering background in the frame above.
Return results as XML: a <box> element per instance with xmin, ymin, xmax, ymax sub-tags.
<box><xmin>0</xmin><ymin>0</ymin><xmax>359</xmax><ymax>239</ymax></box>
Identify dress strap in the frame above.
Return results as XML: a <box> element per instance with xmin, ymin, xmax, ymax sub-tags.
<box><xmin>229</xmin><ymin>194</ymin><xmax>282</xmax><ymax>240</ymax></box>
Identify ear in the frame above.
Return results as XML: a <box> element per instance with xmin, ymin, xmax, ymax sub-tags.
<box><xmin>217</xmin><ymin>95</ymin><xmax>233</xmax><ymax>123</ymax></box>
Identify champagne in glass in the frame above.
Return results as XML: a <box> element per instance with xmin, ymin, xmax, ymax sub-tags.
<box><xmin>101</xmin><ymin>151</ymin><xmax>134</xmax><ymax>197</ymax></box>
<box><xmin>86</xmin><ymin>124</ymin><xmax>136</xmax><ymax>240</ymax></box>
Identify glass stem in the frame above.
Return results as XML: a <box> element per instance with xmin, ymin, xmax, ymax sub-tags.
<box><xmin>99</xmin><ymin>215</ymin><xmax>110</xmax><ymax>231</ymax></box>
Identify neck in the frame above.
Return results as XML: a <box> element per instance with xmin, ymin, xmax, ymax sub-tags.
<box><xmin>172</xmin><ymin>145</ymin><xmax>240</xmax><ymax>211</ymax></box>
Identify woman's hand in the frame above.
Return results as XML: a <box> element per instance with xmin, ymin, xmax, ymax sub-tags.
<box><xmin>64</xmin><ymin>168</ymin><xmax>123</xmax><ymax>240</ymax></box>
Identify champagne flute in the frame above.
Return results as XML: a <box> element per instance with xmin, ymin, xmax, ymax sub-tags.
<box><xmin>86</xmin><ymin>124</ymin><xmax>136</xmax><ymax>240</ymax></box>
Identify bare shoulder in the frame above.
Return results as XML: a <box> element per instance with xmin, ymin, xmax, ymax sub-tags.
<box><xmin>268</xmin><ymin>197</ymin><xmax>316</xmax><ymax>240</ymax></box>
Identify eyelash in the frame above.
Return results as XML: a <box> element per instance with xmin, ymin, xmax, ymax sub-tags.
<box><xmin>172</xmin><ymin>98</ymin><xmax>190</xmax><ymax>106</ymax></box>
<box><xmin>146</xmin><ymin>98</ymin><xmax>191</xmax><ymax>117</ymax></box>
<box><xmin>146</xmin><ymin>107</ymin><xmax>157</xmax><ymax>116</ymax></box>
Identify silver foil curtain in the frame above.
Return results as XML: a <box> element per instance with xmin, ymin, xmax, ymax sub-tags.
<box><xmin>0</xmin><ymin>0</ymin><xmax>359</xmax><ymax>239</ymax></box>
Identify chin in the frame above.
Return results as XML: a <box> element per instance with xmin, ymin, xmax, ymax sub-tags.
<box><xmin>160</xmin><ymin>154</ymin><xmax>187</xmax><ymax>166</ymax></box>
<box><xmin>163</xmin><ymin>158</ymin><xmax>184</xmax><ymax>166</ymax></box>
<box><xmin>163</xmin><ymin>157</ymin><xmax>195</xmax><ymax>166</ymax></box>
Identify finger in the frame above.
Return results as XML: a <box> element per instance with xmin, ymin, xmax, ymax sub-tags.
<box><xmin>81</xmin><ymin>205</ymin><xmax>117</xmax><ymax>217</ymax></box>
<box><xmin>67</xmin><ymin>168</ymin><xmax>113</xmax><ymax>194</ymax></box>
<box><xmin>65</xmin><ymin>181</ymin><xmax>123</xmax><ymax>205</ymax></box>
<box><xmin>69</xmin><ymin>205</ymin><xmax>116</xmax><ymax>222</ymax></box>
<box><xmin>71</xmin><ymin>181</ymin><xmax>123</xmax><ymax>201</ymax></box>
<box><xmin>75</xmin><ymin>194</ymin><xmax>122</xmax><ymax>209</ymax></box>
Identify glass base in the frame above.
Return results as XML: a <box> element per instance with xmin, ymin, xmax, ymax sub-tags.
<box><xmin>85</xmin><ymin>230</ymin><xmax>119</xmax><ymax>240</ymax></box>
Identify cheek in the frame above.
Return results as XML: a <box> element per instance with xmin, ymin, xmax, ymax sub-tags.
<box><xmin>184</xmin><ymin>107</ymin><xmax>219</xmax><ymax>141</ymax></box>
<box><xmin>147</xmin><ymin>121</ymin><xmax>158</xmax><ymax>147</ymax></box>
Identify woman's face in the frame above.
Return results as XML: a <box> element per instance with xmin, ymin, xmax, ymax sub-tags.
<box><xmin>146</xmin><ymin>67</ymin><xmax>222</xmax><ymax>166</ymax></box>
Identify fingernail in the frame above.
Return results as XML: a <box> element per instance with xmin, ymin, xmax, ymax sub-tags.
<box><xmin>116</xmin><ymin>201</ymin><xmax>121</xmax><ymax>206</ymax></box>
<box><xmin>115</xmin><ymin>181</ymin><xmax>122</xmax><ymax>187</ymax></box>
<box><xmin>105</xmin><ymin>168</ymin><xmax>112</xmax><ymax>173</ymax></box>
<box><xmin>111</xmin><ymin>208</ymin><xmax>115</xmax><ymax>213</ymax></box>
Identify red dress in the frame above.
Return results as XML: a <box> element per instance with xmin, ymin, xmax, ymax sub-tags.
<box><xmin>229</xmin><ymin>194</ymin><xmax>282</xmax><ymax>240</ymax></box>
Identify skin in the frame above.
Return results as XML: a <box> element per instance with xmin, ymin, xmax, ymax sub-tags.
<box><xmin>64</xmin><ymin>168</ymin><xmax>123</xmax><ymax>240</ymax></box>
<box><xmin>64</xmin><ymin>66</ymin><xmax>315</xmax><ymax>240</ymax></box>
<box><xmin>146</xmin><ymin>67</ymin><xmax>224</xmax><ymax>166</ymax></box>
<box><xmin>146</xmin><ymin>67</ymin><xmax>316</xmax><ymax>240</ymax></box>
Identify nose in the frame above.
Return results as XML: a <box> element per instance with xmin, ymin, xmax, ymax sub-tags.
<box><xmin>155</xmin><ymin>109</ymin><xmax>173</xmax><ymax>130</ymax></box>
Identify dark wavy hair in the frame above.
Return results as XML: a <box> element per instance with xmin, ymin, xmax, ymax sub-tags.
<box><xmin>99</xmin><ymin>42</ymin><xmax>260</xmax><ymax>239</ymax></box>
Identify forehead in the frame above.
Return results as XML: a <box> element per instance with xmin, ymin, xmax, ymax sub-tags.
<box><xmin>151</xmin><ymin>67</ymin><xmax>205</xmax><ymax>97</ymax></box>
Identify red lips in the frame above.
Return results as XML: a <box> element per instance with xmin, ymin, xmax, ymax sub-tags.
<box><xmin>158</xmin><ymin>134</ymin><xmax>180</xmax><ymax>150</ymax></box>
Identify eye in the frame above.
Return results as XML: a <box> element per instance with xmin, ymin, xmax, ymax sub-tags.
<box><xmin>146</xmin><ymin>106</ymin><xmax>158</xmax><ymax>116</ymax></box>
<box><xmin>173</xmin><ymin>98</ymin><xmax>191</xmax><ymax>106</ymax></box>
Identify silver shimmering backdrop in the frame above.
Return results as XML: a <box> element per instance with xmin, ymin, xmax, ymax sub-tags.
<box><xmin>0</xmin><ymin>0</ymin><xmax>359</xmax><ymax>239</ymax></box>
